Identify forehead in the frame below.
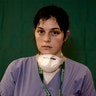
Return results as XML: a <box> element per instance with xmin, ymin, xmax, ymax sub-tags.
<box><xmin>37</xmin><ymin>17</ymin><xmax>60</xmax><ymax>29</ymax></box>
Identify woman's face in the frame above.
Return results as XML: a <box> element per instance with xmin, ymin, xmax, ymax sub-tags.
<box><xmin>34</xmin><ymin>17</ymin><xmax>64</xmax><ymax>57</ymax></box>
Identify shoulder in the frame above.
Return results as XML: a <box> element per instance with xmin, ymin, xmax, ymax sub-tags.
<box><xmin>66</xmin><ymin>58</ymin><xmax>89</xmax><ymax>70</ymax></box>
<box><xmin>9</xmin><ymin>55</ymin><xmax>36</xmax><ymax>68</ymax></box>
<box><xmin>5</xmin><ymin>55</ymin><xmax>37</xmax><ymax>74</ymax></box>
<box><xmin>65</xmin><ymin>58</ymin><xmax>91</xmax><ymax>77</ymax></box>
<box><xmin>1</xmin><ymin>55</ymin><xmax>37</xmax><ymax>83</ymax></box>
<box><xmin>64</xmin><ymin>58</ymin><xmax>96</xmax><ymax>95</ymax></box>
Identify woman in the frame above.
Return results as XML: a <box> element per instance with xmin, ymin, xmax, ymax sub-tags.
<box><xmin>0</xmin><ymin>5</ymin><xmax>96</xmax><ymax>96</ymax></box>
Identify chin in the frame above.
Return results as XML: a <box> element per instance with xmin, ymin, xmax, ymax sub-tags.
<box><xmin>39</xmin><ymin>52</ymin><xmax>53</xmax><ymax>55</ymax></box>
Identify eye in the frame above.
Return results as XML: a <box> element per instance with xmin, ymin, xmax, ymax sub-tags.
<box><xmin>37</xmin><ymin>29</ymin><xmax>45</xmax><ymax>35</ymax></box>
<box><xmin>51</xmin><ymin>31</ymin><xmax>60</xmax><ymax>36</ymax></box>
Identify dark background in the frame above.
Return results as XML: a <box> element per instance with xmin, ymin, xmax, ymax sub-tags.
<box><xmin>0</xmin><ymin>0</ymin><xmax>96</xmax><ymax>87</ymax></box>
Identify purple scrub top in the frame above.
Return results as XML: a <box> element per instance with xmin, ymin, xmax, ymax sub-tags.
<box><xmin>0</xmin><ymin>55</ymin><xmax>96</xmax><ymax>96</ymax></box>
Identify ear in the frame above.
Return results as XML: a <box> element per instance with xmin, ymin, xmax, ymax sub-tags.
<box><xmin>64</xmin><ymin>30</ymin><xmax>70</xmax><ymax>42</ymax></box>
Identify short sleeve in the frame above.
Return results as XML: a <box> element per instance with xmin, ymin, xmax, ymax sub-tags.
<box><xmin>0</xmin><ymin>60</ymin><xmax>18</xmax><ymax>96</ymax></box>
<box><xmin>81</xmin><ymin>68</ymin><xmax>96</xmax><ymax>96</ymax></box>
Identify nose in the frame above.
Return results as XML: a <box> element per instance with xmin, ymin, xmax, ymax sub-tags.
<box><xmin>43</xmin><ymin>33</ymin><xmax>51</xmax><ymax>42</ymax></box>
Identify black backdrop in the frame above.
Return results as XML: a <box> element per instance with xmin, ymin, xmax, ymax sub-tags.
<box><xmin>0</xmin><ymin>0</ymin><xmax>96</xmax><ymax>87</ymax></box>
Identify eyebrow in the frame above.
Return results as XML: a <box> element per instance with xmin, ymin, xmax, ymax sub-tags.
<box><xmin>37</xmin><ymin>27</ymin><xmax>60</xmax><ymax>30</ymax></box>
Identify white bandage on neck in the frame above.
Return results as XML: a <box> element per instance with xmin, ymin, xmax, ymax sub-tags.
<box><xmin>37</xmin><ymin>54</ymin><xmax>64</xmax><ymax>73</ymax></box>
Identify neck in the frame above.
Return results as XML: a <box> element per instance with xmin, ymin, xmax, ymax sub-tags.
<box><xmin>43</xmin><ymin>68</ymin><xmax>60</xmax><ymax>84</ymax></box>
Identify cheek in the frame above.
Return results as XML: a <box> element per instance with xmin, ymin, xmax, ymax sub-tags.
<box><xmin>52</xmin><ymin>38</ymin><xmax>64</xmax><ymax>48</ymax></box>
<box><xmin>35</xmin><ymin>36</ymin><xmax>42</xmax><ymax>48</ymax></box>
<box><xmin>35</xmin><ymin>38</ymin><xmax>39</xmax><ymax>45</ymax></box>
<box><xmin>35</xmin><ymin>35</ymin><xmax>39</xmax><ymax>45</ymax></box>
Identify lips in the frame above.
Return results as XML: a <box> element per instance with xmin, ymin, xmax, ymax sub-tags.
<box><xmin>42</xmin><ymin>45</ymin><xmax>52</xmax><ymax>49</ymax></box>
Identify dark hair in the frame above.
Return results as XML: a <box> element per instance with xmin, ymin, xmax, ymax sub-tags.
<box><xmin>33</xmin><ymin>5</ymin><xmax>69</xmax><ymax>38</ymax></box>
